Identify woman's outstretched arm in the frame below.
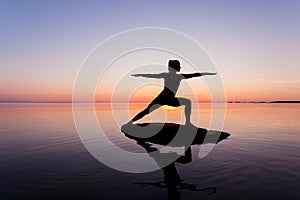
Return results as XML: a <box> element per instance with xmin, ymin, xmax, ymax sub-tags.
<box><xmin>181</xmin><ymin>72</ymin><xmax>217</xmax><ymax>79</ymax></box>
<box><xmin>131</xmin><ymin>73</ymin><xmax>165</xmax><ymax>79</ymax></box>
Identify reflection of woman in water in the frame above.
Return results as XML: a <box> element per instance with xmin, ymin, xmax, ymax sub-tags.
<box><xmin>129</xmin><ymin>60</ymin><xmax>216</xmax><ymax>125</ymax></box>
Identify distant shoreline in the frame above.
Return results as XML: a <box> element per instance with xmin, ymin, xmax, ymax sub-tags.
<box><xmin>228</xmin><ymin>101</ymin><xmax>300</xmax><ymax>104</ymax></box>
<box><xmin>269</xmin><ymin>101</ymin><xmax>300</xmax><ymax>104</ymax></box>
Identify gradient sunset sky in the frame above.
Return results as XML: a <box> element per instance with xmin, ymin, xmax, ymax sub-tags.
<box><xmin>1</xmin><ymin>0</ymin><xmax>299</xmax><ymax>102</ymax></box>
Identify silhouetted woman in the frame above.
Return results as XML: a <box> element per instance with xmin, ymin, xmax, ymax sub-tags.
<box><xmin>129</xmin><ymin>60</ymin><xmax>216</xmax><ymax>125</ymax></box>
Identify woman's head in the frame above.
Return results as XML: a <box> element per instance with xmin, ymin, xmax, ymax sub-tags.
<box><xmin>168</xmin><ymin>60</ymin><xmax>181</xmax><ymax>72</ymax></box>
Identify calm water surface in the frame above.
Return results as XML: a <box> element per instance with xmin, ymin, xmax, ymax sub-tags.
<box><xmin>0</xmin><ymin>103</ymin><xmax>299</xmax><ymax>199</ymax></box>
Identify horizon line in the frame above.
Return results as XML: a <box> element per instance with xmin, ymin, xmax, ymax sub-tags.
<box><xmin>0</xmin><ymin>100</ymin><xmax>299</xmax><ymax>104</ymax></box>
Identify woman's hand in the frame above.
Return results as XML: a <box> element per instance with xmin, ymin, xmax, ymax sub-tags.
<box><xmin>205</xmin><ymin>72</ymin><xmax>217</xmax><ymax>75</ymax></box>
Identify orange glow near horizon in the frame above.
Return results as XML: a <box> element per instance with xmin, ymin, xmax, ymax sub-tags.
<box><xmin>162</xmin><ymin>105</ymin><xmax>176</xmax><ymax>110</ymax></box>
<box><xmin>1</xmin><ymin>80</ymin><xmax>299</xmax><ymax>102</ymax></box>
<box><xmin>1</xmin><ymin>91</ymin><xmax>299</xmax><ymax>102</ymax></box>
<box><xmin>0</xmin><ymin>86</ymin><xmax>72</xmax><ymax>102</ymax></box>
